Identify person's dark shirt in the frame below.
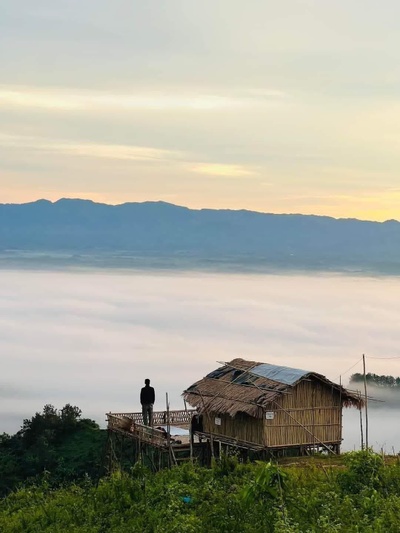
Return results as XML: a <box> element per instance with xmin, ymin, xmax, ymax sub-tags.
<box><xmin>140</xmin><ymin>385</ymin><xmax>155</xmax><ymax>405</ymax></box>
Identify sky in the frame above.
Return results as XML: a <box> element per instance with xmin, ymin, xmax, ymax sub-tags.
<box><xmin>1</xmin><ymin>270</ymin><xmax>400</xmax><ymax>449</ymax></box>
<box><xmin>1</xmin><ymin>1</ymin><xmax>400</xmax><ymax>220</ymax></box>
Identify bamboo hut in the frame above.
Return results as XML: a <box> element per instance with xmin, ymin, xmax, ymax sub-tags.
<box><xmin>183</xmin><ymin>358</ymin><xmax>362</xmax><ymax>454</ymax></box>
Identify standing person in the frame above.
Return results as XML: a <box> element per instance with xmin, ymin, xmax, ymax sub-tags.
<box><xmin>140</xmin><ymin>378</ymin><xmax>155</xmax><ymax>426</ymax></box>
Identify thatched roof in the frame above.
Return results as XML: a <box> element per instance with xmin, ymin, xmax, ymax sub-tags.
<box><xmin>183</xmin><ymin>358</ymin><xmax>363</xmax><ymax>418</ymax></box>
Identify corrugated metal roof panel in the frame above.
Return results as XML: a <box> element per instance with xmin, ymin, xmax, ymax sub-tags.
<box><xmin>252</xmin><ymin>363</ymin><xmax>310</xmax><ymax>385</ymax></box>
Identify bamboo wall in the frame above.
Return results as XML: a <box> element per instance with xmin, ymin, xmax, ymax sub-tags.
<box><xmin>202</xmin><ymin>411</ymin><xmax>264</xmax><ymax>445</ymax></box>
<box><xmin>201</xmin><ymin>379</ymin><xmax>343</xmax><ymax>449</ymax></box>
<box><xmin>264</xmin><ymin>379</ymin><xmax>342</xmax><ymax>448</ymax></box>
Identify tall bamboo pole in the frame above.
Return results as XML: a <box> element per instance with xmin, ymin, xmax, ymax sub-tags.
<box><xmin>166</xmin><ymin>393</ymin><xmax>171</xmax><ymax>466</ymax></box>
<box><xmin>359</xmin><ymin>391</ymin><xmax>364</xmax><ymax>450</ymax></box>
<box><xmin>362</xmin><ymin>354</ymin><xmax>369</xmax><ymax>449</ymax></box>
<box><xmin>311</xmin><ymin>388</ymin><xmax>316</xmax><ymax>453</ymax></box>
<box><xmin>339</xmin><ymin>376</ymin><xmax>343</xmax><ymax>452</ymax></box>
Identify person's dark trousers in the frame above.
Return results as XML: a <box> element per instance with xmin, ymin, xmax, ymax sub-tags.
<box><xmin>142</xmin><ymin>404</ymin><xmax>153</xmax><ymax>426</ymax></box>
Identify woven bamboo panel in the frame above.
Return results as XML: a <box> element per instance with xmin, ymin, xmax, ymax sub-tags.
<box><xmin>109</xmin><ymin>409</ymin><xmax>195</xmax><ymax>428</ymax></box>
<box><xmin>202</xmin><ymin>411</ymin><xmax>264</xmax><ymax>445</ymax></box>
<box><xmin>264</xmin><ymin>379</ymin><xmax>342</xmax><ymax>446</ymax></box>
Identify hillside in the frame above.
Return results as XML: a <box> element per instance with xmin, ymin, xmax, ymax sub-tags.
<box><xmin>1</xmin><ymin>451</ymin><xmax>400</xmax><ymax>532</ymax></box>
<box><xmin>1</xmin><ymin>199</ymin><xmax>400</xmax><ymax>272</ymax></box>
<box><xmin>2</xmin><ymin>405</ymin><xmax>400</xmax><ymax>532</ymax></box>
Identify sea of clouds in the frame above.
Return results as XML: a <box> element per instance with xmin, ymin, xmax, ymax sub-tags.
<box><xmin>1</xmin><ymin>269</ymin><xmax>400</xmax><ymax>451</ymax></box>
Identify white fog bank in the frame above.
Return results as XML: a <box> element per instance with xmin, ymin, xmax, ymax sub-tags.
<box><xmin>1</xmin><ymin>269</ymin><xmax>400</xmax><ymax>451</ymax></box>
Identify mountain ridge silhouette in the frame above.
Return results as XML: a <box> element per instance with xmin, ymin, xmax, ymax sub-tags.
<box><xmin>1</xmin><ymin>198</ymin><xmax>399</xmax><ymax>272</ymax></box>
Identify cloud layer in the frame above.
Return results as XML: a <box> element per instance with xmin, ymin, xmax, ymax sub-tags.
<box><xmin>1</xmin><ymin>269</ymin><xmax>400</xmax><ymax>450</ymax></box>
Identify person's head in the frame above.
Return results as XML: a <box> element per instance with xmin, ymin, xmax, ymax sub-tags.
<box><xmin>145</xmin><ymin>378</ymin><xmax>150</xmax><ymax>386</ymax></box>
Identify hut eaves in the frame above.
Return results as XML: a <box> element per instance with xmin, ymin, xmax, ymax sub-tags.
<box><xmin>183</xmin><ymin>358</ymin><xmax>362</xmax><ymax>418</ymax></box>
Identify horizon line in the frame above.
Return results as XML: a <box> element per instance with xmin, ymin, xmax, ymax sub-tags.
<box><xmin>1</xmin><ymin>197</ymin><xmax>399</xmax><ymax>225</ymax></box>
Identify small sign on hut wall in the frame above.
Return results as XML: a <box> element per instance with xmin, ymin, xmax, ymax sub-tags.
<box><xmin>215</xmin><ymin>417</ymin><xmax>222</xmax><ymax>425</ymax></box>
<box><xmin>265</xmin><ymin>411</ymin><xmax>275</xmax><ymax>420</ymax></box>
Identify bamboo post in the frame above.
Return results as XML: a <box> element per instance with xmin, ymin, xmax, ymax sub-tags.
<box><xmin>189</xmin><ymin>424</ymin><xmax>194</xmax><ymax>464</ymax></box>
<box><xmin>339</xmin><ymin>376</ymin><xmax>342</xmax><ymax>447</ymax></box>
<box><xmin>359</xmin><ymin>391</ymin><xmax>364</xmax><ymax>450</ymax></box>
<box><xmin>197</xmin><ymin>388</ymin><xmax>215</xmax><ymax>459</ymax></box>
<box><xmin>363</xmin><ymin>354</ymin><xmax>369</xmax><ymax>449</ymax></box>
<box><xmin>138</xmin><ymin>428</ymin><xmax>142</xmax><ymax>466</ymax></box>
<box><xmin>166</xmin><ymin>393</ymin><xmax>177</xmax><ymax>467</ymax></box>
<box><xmin>311</xmin><ymin>388</ymin><xmax>316</xmax><ymax>453</ymax></box>
<box><xmin>166</xmin><ymin>393</ymin><xmax>170</xmax><ymax>445</ymax></box>
<box><xmin>166</xmin><ymin>393</ymin><xmax>171</xmax><ymax>465</ymax></box>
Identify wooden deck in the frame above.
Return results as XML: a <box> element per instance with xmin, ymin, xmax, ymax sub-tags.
<box><xmin>109</xmin><ymin>409</ymin><xmax>195</xmax><ymax>428</ymax></box>
<box><xmin>106</xmin><ymin>409</ymin><xmax>196</xmax><ymax>449</ymax></box>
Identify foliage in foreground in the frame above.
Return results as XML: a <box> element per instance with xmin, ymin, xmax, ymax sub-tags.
<box><xmin>2</xmin><ymin>451</ymin><xmax>400</xmax><ymax>532</ymax></box>
<box><xmin>0</xmin><ymin>404</ymin><xmax>106</xmax><ymax>496</ymax></box>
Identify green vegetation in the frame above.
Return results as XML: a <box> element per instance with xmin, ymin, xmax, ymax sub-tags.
<box><xmin>0</xmin><ymin>404</ymin><xmax>106</xmax><ymax>496</ymax></box>
<box><xmin>350</xmin><ymin>372</ymin><xmax>400</xmax><ymax>388</ymax></box>
<box><xmin>3</xmin><ymin>406</ymin><xmax>400</xmax><ymax>531</ymax></box>
<box><xmin>2</xmin><ymin>451</ymin><xmax>400</xmax><ymax>532</ymax></box>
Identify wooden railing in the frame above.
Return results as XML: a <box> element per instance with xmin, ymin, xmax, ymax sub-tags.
<box><xmin>108</xmin><ymin>409</ymin><xmax>196</xmax><ymax>428</ymax></box>
<box><xmin>107</xmin><ymin>413</ymin><xmax>168</xmax><ymax>447</ymax></box>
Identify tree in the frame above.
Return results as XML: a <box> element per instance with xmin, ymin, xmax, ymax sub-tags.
<box><xmin>0</xmin><ymin>404</ymin><xmax>105</xmax><ymax>496</ymax></box>
<box><xmin>350</xmin><ymin>372</ymin><xmax>400</xmax><ymax>388</ymax></box>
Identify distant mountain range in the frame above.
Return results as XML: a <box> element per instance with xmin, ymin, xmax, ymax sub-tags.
<box><xmin>1</xmin><ymin>198</ymin><xmax>400</xmax><ymax>273</ymax></box>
